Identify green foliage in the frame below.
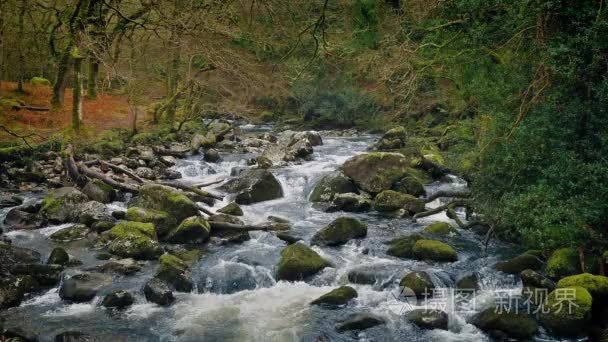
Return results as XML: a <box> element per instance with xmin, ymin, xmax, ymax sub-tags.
<box><xmin>418</xmin><ymin>0</ymin><xmax>608</xmax><ymax>250</ymax></box>
<box><xmin>352</xmin><ymin>0</ymin><xmax>380</xmax><ymax>49</ymax></box>
<box><xmin>293</xmin><ymin>76</ymin><xmax>381</xmax><ymax>129</ymax></box>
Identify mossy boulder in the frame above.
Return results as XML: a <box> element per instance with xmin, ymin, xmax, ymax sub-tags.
<box><xmin>30</xmin><ymin>76</ymin><xmax>51</xmax><ymax>86</ymax></box>
<box><xmin>495</xmin><ymin>252</ymin><xmax>543</xmax><ymax>274</ymax></box>
<box><xmin>276</xmin><ymin>243</ymin><xmax>330</xmax><ymax>281</ymax></box>
<box><xmin>191</xmin><ymin>132</ymin><xmax>217</xmax><ymax>152</ymax></box>
<box><xmin>412</xmin><ymin>239</ymin><xmax>458</xmax><ymax>262</ymax></box>
<box><xmin>546</xmin><ymin>248</ymin><xmax>581</xmax><ymax>279</ymax></box>
<box><xmin>327</xmin><ymin>192</ymin><xmax>372</xmax><ymax>213</ymax></box>
<box><xmin>373</xmin><ymin>190</ymin><xmax>425</xmax><ymax>214</ymax></box>
<box><xmin>407</xmin><ymin>309</ymin><xmax>448</xmax><ymax>330</ymax></box>
<box><xmin>217</xmin><ymin>202</ymin><xmax>243</xmax><ymax>216</ymax></box>
<box><xmin>310</xmin><ymin>286</ymin><xmax>358</xmax><ymax>307</ymax></box>
<box><xmin>386</xmin><ymin>234</ymin><xmax>424</xmax><ymax>259</ymax></box>
<box><xmin>82</xmin><ymin>179</ymin><xmax>115</xmax><ymax>204</ymax></box>
<box><xmin>108</xmin><ymin>221</ymin><xmax>162</xmax><ymax>260</ymax></box>
<box><xmin>391</xmin><ymin>176</ymin><xmax>426</xmax><ymax>197</ymax></box>
<box><xmin>165</xmin><ymin>216</ymin><xmax>210</xmax><ymax>244</ymax></box>
<box><xmin>471</xmin><ymin>308</ymin><xmax>538</xmax><ymax>339</ymax></box>
<box><xmin>309</xmin><ymin>171</ymin><xmax>358</xmax><ymax>202</ymax></box>
<box><xmin>40</xmin><ymin>187</ymin><xmax>89</xmax><ymax>223</ymax></box>
<box><xmin>557</xmin><ymin>273</ymin><xmax>608</xmax><ymax>299</ymax></box>
<box><xmin>156</xmin><ymin>254</ymin><xmax>193</xmax><ymax>292</ymax></box>
<box><xmin>208</xmin><ymin>213</ymin><xmax>244</xmax><ymax>225</ymax></box>
<box><xmin>131</xmin><ymin>184</ymin><xmax>199</xmax><ymax>223</ymax></box>
<box><xmin>311</xmin><ymin>217</ymin><xmax>367</xmax><ymax>246</ymax></box>
<box><xmin>539</xmin><ymin>286</ymin><xmax>592</xmax><ymax>337</ymax></box>
<box><xmin>126</xmin><ymin>207</ymin><xmax>176</xmax><ymax>236</ymax></box>
<box><xmin>376</xmin><ymin>126</ymin><xmax>406</xmax><ymax>150</ymax></box>
<box><xmin>340</xmin><ymin>152</ymin><xmax>409</xmax><ymax>193</ymax></box>
<box><xmin>49</xmin><ymin>224</ymin><xmax>89</xmax><ymax>242</ymax></box>
<box><xmin>219</xmin><ymin>169</ymin><xmax>284</xmax><ymax>205</ymax></box>
<box><xmin>400</xmin><ymin>271</ymin><xmax>435</xmax><ymax>299</ymax></box>
<box><xmin>423</xmin><ymin>222</ymin><xmax>457</xmax><ymax>236</ymax></box>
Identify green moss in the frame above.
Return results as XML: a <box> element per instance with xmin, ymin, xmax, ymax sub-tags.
<box><xmin>159</xmin><ymin>253</ymin><xmax>188</xmax><ymax>273</ymax></box>
<box><xmin>310</xmin><ymin>286</ymin><xmax>357</xmax><ymax>306</ymax></box>
<box><xmin>423</xmin><ymin>222</ymin><xmax>457</xmax><ymax>236</ymax></box>
<box><xmin>0</xmin><ymin>98</ymin><xmax>21</xmax><ymax>110</ymax></box>
<box><xmin>472</xmin><ymin>308</ymin><xmax>538</xmax><ymax>339</ymax></box>
<box><xmin>276</xmin><ymin>243</ymin><xmax>330</xmax><ymax>281</ymax></box>
<box><xmin>374</xmin><ymin>190</ymin><xmax>425</xmax><ymax>213</ymax></box>
<box><xmin>131</xmin><ymin>132</ymin><xmax>160</xmax><ymax>144</ymax></box>
<box><xmin>125</xmin><ymin>207</ymin><xmax>176</xmax><ymax>236</ymax></box>
<box><xmin>40</xmin><ymin>195</ymin><xmax>62</xmax><ymax>217</ymax></box>
<box><xmin>539</xmin><ymin>286</ymin><xmax>592</xmax><ymax>337</ymax></box>
<box><xmin>30</xmin><ymin>77</ymin><xmax>51</xmax><ymax>86</ymax></box>
<box><xmin>165</xmin><ymin>216</ymin><xmax>210</xmax><ymax>243</ymax></box>
<box><xmin>311</xmin><ymin>217</ymin><xmax>367</xmax><ymax>246</ymax></box>
<box><xmin>110</xmin><ymin>221</ymin><xmax>157</xmax><ymax>240</ymax></box>
<box><xmin>386</xmin><ymin>234</ymin><xmax>425</xmax><ymax>259</ymax></box>
<box><xmin>134</xmin><ymin>184</ymin><xmax>199</xmax><ymax>223</ymax></box>
<box><xmin>49</xmin><ymin>224</ymin><xmax>89</xmax><ymax>242</ymax></box>
<box><xmin>400</xmin><ymin>271</ymin><xmax>434</xmax><ymax>299</ymax></box>
<box><xmin>557</xmin><ymin>273</ymin><xmax>608</xmax><ymax>298</ymax></box>
<box><xmin>546</xmin><ymin>248</ymin><xmax>580</xmax><ymax>279</ymax></box>
<box><xmin>412</xmin><ymin>239</ymin><xmax>458</xmax><ymax>262</ymax></box>
<box><xmin>259</xmin><ymin>111</ymin><xmax>275</xmax><ymax>122</ymax></box>
<box><xmin>217</xmin><ymin>202</ymin><xmax>244</xmax><ymax>216</ymax></box>
<box><xmin>172</xmin><ymin>248</ymin><xmax>204</xmax><ymax>266</ymax></box>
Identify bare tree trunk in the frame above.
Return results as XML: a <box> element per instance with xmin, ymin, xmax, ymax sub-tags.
<box><xmin>87</xmin><ymin>58</ymin><xmax>99</xmax><ymax>99</ymax></box>
<box><xmin>52</xmin><ymin>48</ymin><xmax>71</xmax><ymax>109</ymax></box>
<box><xmin>72</xmin><ymin>49</ymin><xmax>84</xmax><ymax>131</ymax></box>
<box><xmin>16</xmin><ymin>0</ymin><xmax>26</xmax><ymax>93</ymax></box>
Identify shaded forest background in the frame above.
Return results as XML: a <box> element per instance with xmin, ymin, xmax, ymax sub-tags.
<box><xmin>1</xmin><ymin>0</ymin><xmax>608</xmax><ymax>252</ymax></box>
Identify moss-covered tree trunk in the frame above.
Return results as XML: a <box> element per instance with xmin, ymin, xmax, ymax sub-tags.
<box><xmin>72</xmin><ymin>49</ymin><xmax>84</xmax><ymax>131</ymax></box>
<box><xmin>16</xmin><ymin>0</ymin><xmax>26</xmax><ymax>93</ymax></box>
<box><xmin>87</xmin><ymin>58</ymin><xmax>99</xmax><ymax>99</ymax></box>
<box><xmin>52</xmin><ymin>47</ymin><xmax>72</xmax><ymax>109</ymax></box>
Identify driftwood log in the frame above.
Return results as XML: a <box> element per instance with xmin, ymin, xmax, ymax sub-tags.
<box><xmin>413</xmin><ymin>199</ymin><xmax>470</xmax><ymax>220</ymax></box>
<box><xmin>424</xmin><ymin>189</ymin><xmax>471</xmax><ymax>203</ymax></box>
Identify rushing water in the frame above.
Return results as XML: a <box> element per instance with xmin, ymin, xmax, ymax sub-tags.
<box><xmin>0</xmin><ymin>127</ymin><xmax>560</xmax><ymax>341</ymax></box>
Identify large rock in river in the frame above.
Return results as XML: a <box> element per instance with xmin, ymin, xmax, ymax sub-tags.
<box><xmin>261</xmin><ymin>130</ymin><xmax>323</xmax><ymax>164</ymax></box>
<box><xmin>373</xmin><ymin>190</ymin><xmax>425</xmax><ymax>214</ymax></box>
<box><xmin>40</xmin><ymin>187</ymin><xmax>89</xmax><ymax>223</ymax></box>
<box><xmin>311</xmin><ymin>286</ymin><xmax>358</xmax><ymax>307</ymax></box>
<box><xmin>165</xmin><ymin>216</ymin><xmax>210</xmax><ymax>244</ymax></box>
<box><xmin>471</xmin><ymin>308</ymin><xmax>538</xmax><ymax>339</ymax></box>
<box><xmin>155</xmin><ymin>254</ymin><xmax>193</xmax><ymax>292</ymax></box>
<box><xmin>309</xmin><ymin>171</ymin><xmax>358</xmax><ymax>202</ymax></box>
<box><xmin>311</xmin><ymin>217</ymin><xmax>367</xmax><ymax>246</ymax></box>
<box><xmin>412</xmin><ymin>239</ymin><xmax>458</xmax><ymax>262</ymax></box>
<box><xmin>108</xmin><ymin>221</ymin><xmax>163</xmax><ymax>260</ymax></box>
<box><xmin>341</xmin><ymin>153</ymin><xmax>409</xmax><ymax>193</ymax></box>
<box><xmin>219</xmin><ymin>169</ymin><xmax>283</xmax><ymax>205</ymax></box>
<box><xmin>276</xmin><ymin>243</ymin><xmax>330</xmax><ymax>281</ymax></box>
<box><xmin>130</xmin><ymin>184</ymin><xmax>199</xmax><ymax>224</ymax></box>
<box><xmin>539</xmin><ymin>286</ymin><xmax>592</xmax><ymax>337</ymax></box>
<box><xmin>126</xmin><ymin>206</ymin><xmax>176</xmax><ymax>237</ymax></box>
<box><xmin>407</xmin><ymin>309</ymin><xmax>448</xmax><ymax>330</ymax></box>
<box><xmin>59</xmin><ymin>272</ymin><xmax>111</xmax><ymax>302</ymax></box>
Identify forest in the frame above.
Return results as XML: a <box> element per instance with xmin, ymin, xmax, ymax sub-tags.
<box><xmin>0</xmin><ymin>0</ymin><xmax>607</xmax><ymax>341</ymax></box>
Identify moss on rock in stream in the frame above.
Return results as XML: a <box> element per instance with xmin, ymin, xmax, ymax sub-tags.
<box><xmin>132</xmin><ymin>184</ymin><xmax>199</xmax><ymax>223</ymax></box>
<box><xmin>126</xmin><ymin>207</ymin><xmax>176</xmax><ymax>236</ymax></box>
<box><xmin>164</xmin><ymin>216</ymin><xmax>210</xmax><ymax>244</ymax></box>
<box><xmin>108</xmin><ymin>221</ymin><xmax>162</xmax><ymax>260</ymax></box>
<box><xmin>495</xmin><ymin>252</ymin><xmax>543</xmax><ymax>274</ymax></box>
<box><xmin>373</xmin><ymin>190</ymin><xmax>425</xmax><ymax>213</ymax></box>
<box><xmin>386</xmin><ymin>234</ymin><xmax>425</xmax><ymax>259</ymax></box>
<box><xmin>546</xmin><ymin>248</ymin><xmax>581</xmax><ymax>279</ymax></box>
<box><xmin>310</xmin><ymin>286</ymin><xmax>358</xmax><ymax>307</ymax></box>
<box><xmin>400</xmin><ymin>271</ymin><xmax>434</xmax><ymax>299</ymax></box>
<box><xmin>539</xmin><ymin>286</ymin><xmax>592</xmax><ymax>337</ymax></box>
<box><xmin>423</xmin><ymin>222</ymin><xmax>457</xmax><ymax>236</ymax></box>
<box><xmin>311</xmin><ymin>217</ymin><xmax>367</xmax><ymax>246</ymax></box>
<box><xmin>412</xmin><ymin>239</ymin><xmax>458</xmax><ymax>262</ymax></box>
<box><xmin>557</xmin><ymin>273</ymin><xmax>608</xmax><ymax>298</ymax></box>
<box><xmin>276</xmin><ymin>243</ymin><xmax>330</xmax><ymax>281</ymax></box>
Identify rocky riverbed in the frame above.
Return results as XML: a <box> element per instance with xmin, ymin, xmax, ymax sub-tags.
<box><xmin>0</xmin><ymin>122</ymin><xmax>597</xmax><ymax>341</ymax></box>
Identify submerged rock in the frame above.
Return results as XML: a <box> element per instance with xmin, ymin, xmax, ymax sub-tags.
<box><xmin>412</xmin><ymin>239</ymin><xmax>458</xmax><ymax>262</ymax></box>
<box><xmin>374</xmin><ymin>190</ymin><xmax>425</xmax><ymax>214</ymax></box>
<box><xmin>400</xmin><ymin>271</ymin><xmax>435</xmax><ymax>299</ymax></box>
<box><xmin>336</xmin><ymin>313</ymin><xmax>385</xmax><ymax>332</ymax></box>
<box><xmin>309</xmin><ymin>171</ymin><xmax>358</xmax><ymax>203</ymax></box>
<box><xmin>455</xmin><ymin>272</ymin><xmax>479</xmax><ymax>290</ymax></box>
<box><xmin>165</xmin><ymin>216</ymin><xmax>210</xmax><ymax>244</ymax></box>
<box><xmin>341</xmin><ymin>152</ymin><xmax>409</xmax><ymax>193</ymax></box>
<box><xmin>143</xmin><ymin>277</ymin><xmax>175</xmax><ymax>306</ymax></box>
<box><xmin>471</xmin><ymin>308</ymin><xmax>538</xmax><ymax>339</ymax></box>
<box><xmin>108</xmin><ymin>221</ymin><xmax>162</xmax><ymax>260</ymax></box>
<box><xmin>311</xmin><ymin>217</ymin><xmax>367</xmax><ymax>246</ymax></box>
<box><xmin>59</xmin><ymin>273</ymin><xmax>111</xmax><ymax>302</ymax></box>
<box><xmin>101</xmin><ymin>290</ymin><xmax>134</xmax><ymax>309</ymax></box>
<box><xmin>203</xmin><ymin>262</ymin><xmax>259</xmax><ymax>294</ymax></box>
<box><xmin>220</xmin><ymin>169</ymin><xmax>283</xmax><ymax>205</ymax></box>
<box><xmin>54</xmin><ymin>331</ymin><xmax>95</xmax><ymax>342</ymax></box>
<box><xmin>47</xmin><ymin>247</ymin><xmax>69</xmax><ymax>266</ymax></box>
<box><xmin>276</xmin><ymin>243</ymin><xmax>330</xmax><ymax>281</ymax></box>
<box><xmin>311</xmin><ymin>286</ymin><xmax>357</xmax><ymax>307</ymax></box>
<box><xmin>407</xmin><ymin>309</ymin><xmax>448</xmax><ymax>330</ymax></box>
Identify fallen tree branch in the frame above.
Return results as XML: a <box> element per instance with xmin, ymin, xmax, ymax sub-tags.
<box><xmin>424</xmin><ymin>189</ymin><xmax>471</xmax><ymax>203</ymax></box>
<box><xmin>77</xmin><ymin>162</ymin><xmax>139</xmax><ymax>193</ymax></box>
<box><xmin>153</xmin><ymin>146</ymin><xmax>190</xmax><ymax>158</ymax></box>
<box><xmin>208</xmin><ymin>221</ymin><xmax>271</xmax><ymax>233</ymax></box>
<box><xmin>85</xmin><ymin>160</ymin><xmax>146</xmax><ymax>184</ymax></box>
<box><xmin>413</xmin><ymin>199</ymin><xmax>470</xmax><ymax>220</ymax></box>
<box><xmin>195</xmin><ymin>179</ymin><xmax>224</xmax><ymax>188</ymax></box>
<box><xmin>158</xmin><ymin>181</ymin><xmax>223</xmax><ymax>200</ymax></box>
<box><xmin>446</xmin><ymin>206</ymin><xmax>465</xmax><ymax>228</ymax></box>
<box><xmin>64</xmin><ymin>145</ymin><xmax>88</xmax><ymax>187</ymax></box>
